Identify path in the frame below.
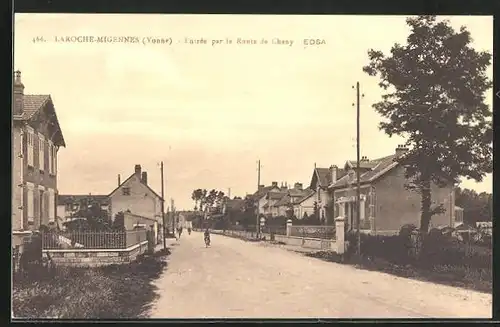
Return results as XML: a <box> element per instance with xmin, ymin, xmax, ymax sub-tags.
<box><xmin>148</xmin><ymin>231</ymin><xmax>491</xmax><ymax>319</ymax></box>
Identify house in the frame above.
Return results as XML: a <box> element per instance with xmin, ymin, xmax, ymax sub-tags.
<box><xmin>310</xmin><ymin>165</ymin><xmax>347</xmax><ymax>220</ymax></box>
<box><xmin>108</xmin><ymin>164</ymin><xmax>163</xmax><ymax>227</ymax></box>
<box><xmin>250</xmin><ymin>182</ymin><xmax>281</xmax><ymax>217</ymax></box>
<box><xmin>271</xmin><ymin>184</ymin><xmax>316</xmax><ymax>219</ymax></box>
<box><xmin>12</xmin><ymin>71</ymin><xmax>66</xmax><ymax>246</ymax></box>
<box><xmin>57</xmin><ymin>194</ymin><xmax>109</xmax><ymax>228</ymax></box>
<box><xmin>293</xmin><ymin>188</ymin><xmax>317</xmax><ymax>219</ymax></box>
<box><xmin>329</xmin><ymin>145</ymin><xmax>457</xmax><ymax>234</ymax></box>
<box><xmin>263</xmin><ymin>191</ymin><xmax>288</xmax><ymax>216</ymax></box>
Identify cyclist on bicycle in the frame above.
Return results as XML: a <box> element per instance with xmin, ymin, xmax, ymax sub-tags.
<box><xmin>204</xmin><ymin>228</ymin><xmax>211</xmax><ymax>246</ymax></box>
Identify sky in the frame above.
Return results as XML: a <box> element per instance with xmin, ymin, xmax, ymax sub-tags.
<box><xmin>14</xmin><ymin>14</ymin><xmax>493</xmax><ymax>210</ymax></box>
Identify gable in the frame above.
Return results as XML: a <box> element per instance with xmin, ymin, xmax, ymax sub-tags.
<box><xmin>18</xmin><ymin>95</ymin><xmax>66</xmax><ymax>147</ymax></box>
<box><xmin>109</xmin><ymin>173</ymin><xmax>162</xmax><ymax>200</ymax></box>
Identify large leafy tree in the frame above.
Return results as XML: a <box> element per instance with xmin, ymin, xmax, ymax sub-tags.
<box><xmin>363</xmin><ymin>16</ymin><xmax>492</xmax><ymax>233</ymax></box>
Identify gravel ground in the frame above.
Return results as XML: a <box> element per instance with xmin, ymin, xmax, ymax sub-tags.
<box><xmin>148</xmin><ymin>231</ymin><xmax>492</xmax><ymax>319</ymax></box>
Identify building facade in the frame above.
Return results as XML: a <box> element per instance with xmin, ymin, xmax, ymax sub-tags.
<box><xmin>12</xmin><ymin>71</ymin><xmax>66</xmax><ymax>245</ymax></box>
<box><xmin>329</xmin><ymin>145</ymin><xmax>457</xmax><ymax>234</ymax></box>
<box><xmin>108</xmin><ymin>164</ymin><xmax>163</xmax><ymax>225</ymax></box>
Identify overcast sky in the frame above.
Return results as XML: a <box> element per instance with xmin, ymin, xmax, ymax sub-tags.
<box><xmin>14</xmin><ymin>14</ymin><xmax>493</xmax><ymax>210</ymax></box>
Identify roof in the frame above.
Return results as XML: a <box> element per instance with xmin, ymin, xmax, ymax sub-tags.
<box><xmin>251</xmin><ymin>185</ymin><xmax>280</xmax><ymax>200</ymax></box>
<box><xmin>108</xmin><ymin>173</ymin><xmax>164</xmax><ymax>200</ymax></box>
<box><xmin>58</xmin><ymin>194</ymin><xmax>109</xmax><ymax>205</ymax></box>
<box><xmin>330</xmin><ymin>155</ymin><xmax>397</xmax><ymax>189</ymax></box>
<box><xmin>315</xmin><ymin>168</ymin><xmax>331</xmax><ymax>187</ymax></box>
<box><xmin>274</xmin><ymin>194</ymin><xmax>291</xmax><ymax>207</ymax></box>
<box><xmin>13</xmin><ymin>94</ymin><xmax>66</xmax><ymax>147</ymax></box>
<box><xmin>267</xmin><ymin>191</ymin><xmax>287</xmax><ymax>200</ymax></box>
<box><xmin>288</xmin><ymin>188</ymin><xmax>307</xmax><ymax>197</ymax></box>
<box><xmin>346</xmin><ymin>160</ymin><xmax>380</xmax><ymax>170</ymax></box>
<box><xmin>296</xmin><ymin>188</ymin><xmax>316</xmax><ymax>204</ymax></box>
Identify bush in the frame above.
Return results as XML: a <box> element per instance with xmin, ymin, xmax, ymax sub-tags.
<box><xmin>12</xmin><ymin>250</ymin><xmax>170</xmax><ymax>319</ymax></box>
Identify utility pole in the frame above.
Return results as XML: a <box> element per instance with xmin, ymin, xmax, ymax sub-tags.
<box><xmin>160</xmin><ymin>161</ymin><xmax>166</xmax><ymax>250</ymax></box>
<box><xmin>353</xmin><ymin>82</ymin><xmax>363</xmax><ymax>256</ymax></box>
<box><xmin>171</xmin><ymin>198</ymin><xmax>175</xmax><ymax>232</ymax></box>
<box><xmin>228</xmin><ymin>187</ymin><xmax>231</xmax><ymax>199</ymax></box>
<box><xmin>256</xmin><ymin>160</ymin><xmax>262</xmax><ymax>236</ymax></box>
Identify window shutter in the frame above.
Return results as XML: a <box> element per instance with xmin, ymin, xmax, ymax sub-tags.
<box><xmin>27</xmin><ymin>185</ymin><xmax>34</xmax><ymax>221</ymax></box>
<box><xmin>360</xmin><ymin>198</ymin><xmax>366</xmax><ymax>220</ymax></box>
<box><xmin>48</xmin><ymin>143</ymin><xmax>52</xmax><ymax>174</ymax></box>
<box><xmin>39</xmin><ymin>135</ymin><xmax>45</xmax><ymax>171</ymax></box>
<box><xmin>49</xmin><ymin>189</ymin><xmax>55</xmax><ymax>221</ymax></box>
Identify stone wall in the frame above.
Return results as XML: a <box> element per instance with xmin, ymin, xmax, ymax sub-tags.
<box><xmin>43</xmin><ymin>240</ymin><xmax>148</xmax><ymax>267</ymax></box>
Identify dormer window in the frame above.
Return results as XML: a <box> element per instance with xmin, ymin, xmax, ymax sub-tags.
<box><xmin>122</xmin><ymin>187</ymin><xmax>131</xmax><ymax>196</ymax></box>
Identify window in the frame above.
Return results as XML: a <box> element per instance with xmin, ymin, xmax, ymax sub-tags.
<box><xmin>26</xmin><ymin>183</ymin><xmax>34</xmax><ymax>222</ymax></box>
<box><xmin>122</xmin><ymin>187</ymin><xmax>131</xmax><ymax>196</ymax></box>
<box><xmin>26</xmin><ymin>128</ymin><xmax>34</xmax><ymax>167</ymax></box>
<box><xmin>38</xmin><ymin>134</ymin><xmax>45</xmax><ymax>171</ymax></box>
<box><xmin>317</xmin><ymin>189</ymin><xmax>321</xmax><ymax>201</ymax></box>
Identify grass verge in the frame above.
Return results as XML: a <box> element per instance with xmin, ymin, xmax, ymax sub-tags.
<box><xmin>12</xmin><ymin>248</ymin><xmax>170</xmax><ymax>319</ymax></box>
<box><xmin>305</xmin><ymin>251</ymin><xmax>492</xmax><ymax>294</ymax></box>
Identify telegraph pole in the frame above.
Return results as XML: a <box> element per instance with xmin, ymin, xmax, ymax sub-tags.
<box><xmin>228</xmin><ymin>187</ymin><xmax>231</xmax><ymax>199</ymax></box>
<box><xmin>171</xmin><ymin>198</ymin><xmax>175</xmax><ymax>232</ymax></box>
<box><xmin>353</xmin><ymin>82</ymin><xmax>363</xmax><ymax>255</ymax></box>
<box><xmin>160</xmin><ymin>161</ymin><xmax>166</xmax><ymax>250</ymax></box>
<box><xmin>256</xmin><ymin>160</ymin><xmax>262</xmax><ymax>236</ymax></box>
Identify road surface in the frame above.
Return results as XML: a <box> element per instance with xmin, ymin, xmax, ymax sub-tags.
<box><xmin>148</xmin><ymin>231</ymin><xmax>492</xmax><ymax>319</ymax></box>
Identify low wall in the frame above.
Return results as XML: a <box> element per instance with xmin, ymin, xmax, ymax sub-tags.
<box><xmin>42</xmin><ymin>240</ymin><xmax>149</xmax><ymax>267</ymax></box>
<box><xmin>215</xmin><ymin>230</ymin><xmax>337</xmax><ymax>251</ymax></box>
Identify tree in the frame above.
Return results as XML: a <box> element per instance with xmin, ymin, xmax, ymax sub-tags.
<box><xmin>455</xmin><ymin>187</ymin><xmax>492</xmax><ymax>225</ymax></box>
<box><xmin>191</xmin><ymin>189</ymin><xmax>204</xmax><ymax>211</ymax></box>
<box><xmin>363</xmin><ymin>16</ymin><xmax>493</xmax><ymax>233</ymax></box>
<box><xmin>64</xmin><ymin>197</ymin><xmax>111</xmax><ymax>231</ymax></box>
<box><xmin>112</xmin><ymin>211</ymin><xmax>126</xmax><ymax>231</ymax></box>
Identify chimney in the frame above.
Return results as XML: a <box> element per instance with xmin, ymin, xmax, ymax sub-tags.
<box><xmin>395</xmin><ymin>144</ymin><xmax>409</xmax><ymax>158</ymax></box>
<box><xmin>258</xmin><ymin>185</ymin><xmax>265</xmax><ymax>190</ymax></box>
<box><xmin>141</xmin><ymin>171</ymin><xmax>148</xmax><ymax>185</ymax></box>
<box><xmin>13</xmin><ymin>70</ymin><xmax>24</xmax><ymax>115</ymax></box>
<box><xmin>118</xmin><ymin>174</ymin><xmax>121</xmax><ymax>186</ymax></box>
<box><xmin>361</xmin><ymin>156</ymin><xmax>369</xmax><ymax>162</ymax></box>
<box><xmin>294</xmin><ymin>182</ymin><xmax>303</xmax><ymax>190</ymax></box>
<box><xmin>271</xmin><ymin>181</ymin><xmax>278</xmax><ymax>187</ymax></box>
<box><xmin>134</xmin><ymin>164</ymin><xmax>141</xmax><ymax>176</ymax></box>
<box><xmin>329</xmin><ymin>165</ymin><xmax>338</xmax><ymax>183</ymax></box>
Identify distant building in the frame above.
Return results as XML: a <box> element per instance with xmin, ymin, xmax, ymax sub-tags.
<box><xmin>108</xmin><ymin>164</ymin><xmax>163</xmax><ymax>226</ymax></box>
<box><xmin>12</xmin><ymin>71</ymin><xmax>66</xmax><ymax>245</ymax></box>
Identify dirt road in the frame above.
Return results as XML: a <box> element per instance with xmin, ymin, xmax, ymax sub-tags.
<box><xmin>148</xmin><ymin>231</ymin><xmax>491</xmax><ymax>319</ymax></box>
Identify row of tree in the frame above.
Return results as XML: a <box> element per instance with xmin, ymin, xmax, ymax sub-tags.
<box><xmin>191</xmin><ymin>189</ymin><xmax>228</xmax><ymax>213</ymax></box>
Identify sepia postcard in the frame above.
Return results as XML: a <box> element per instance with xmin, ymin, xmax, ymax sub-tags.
<box><xmin>11</xmin><ymin>14</ymin><xmax>493</xmax><ymax>320</ymax></box>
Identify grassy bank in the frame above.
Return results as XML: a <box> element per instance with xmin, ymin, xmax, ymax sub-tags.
<box><xmin>12</xmin><ymin>248</ymin><xmax>170</xmax><ymax>319</ymax></box>
<box><xmin>305</xmin><ymin>251</ymin><xmax>492</xmax><ymax>294</ymax></box>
